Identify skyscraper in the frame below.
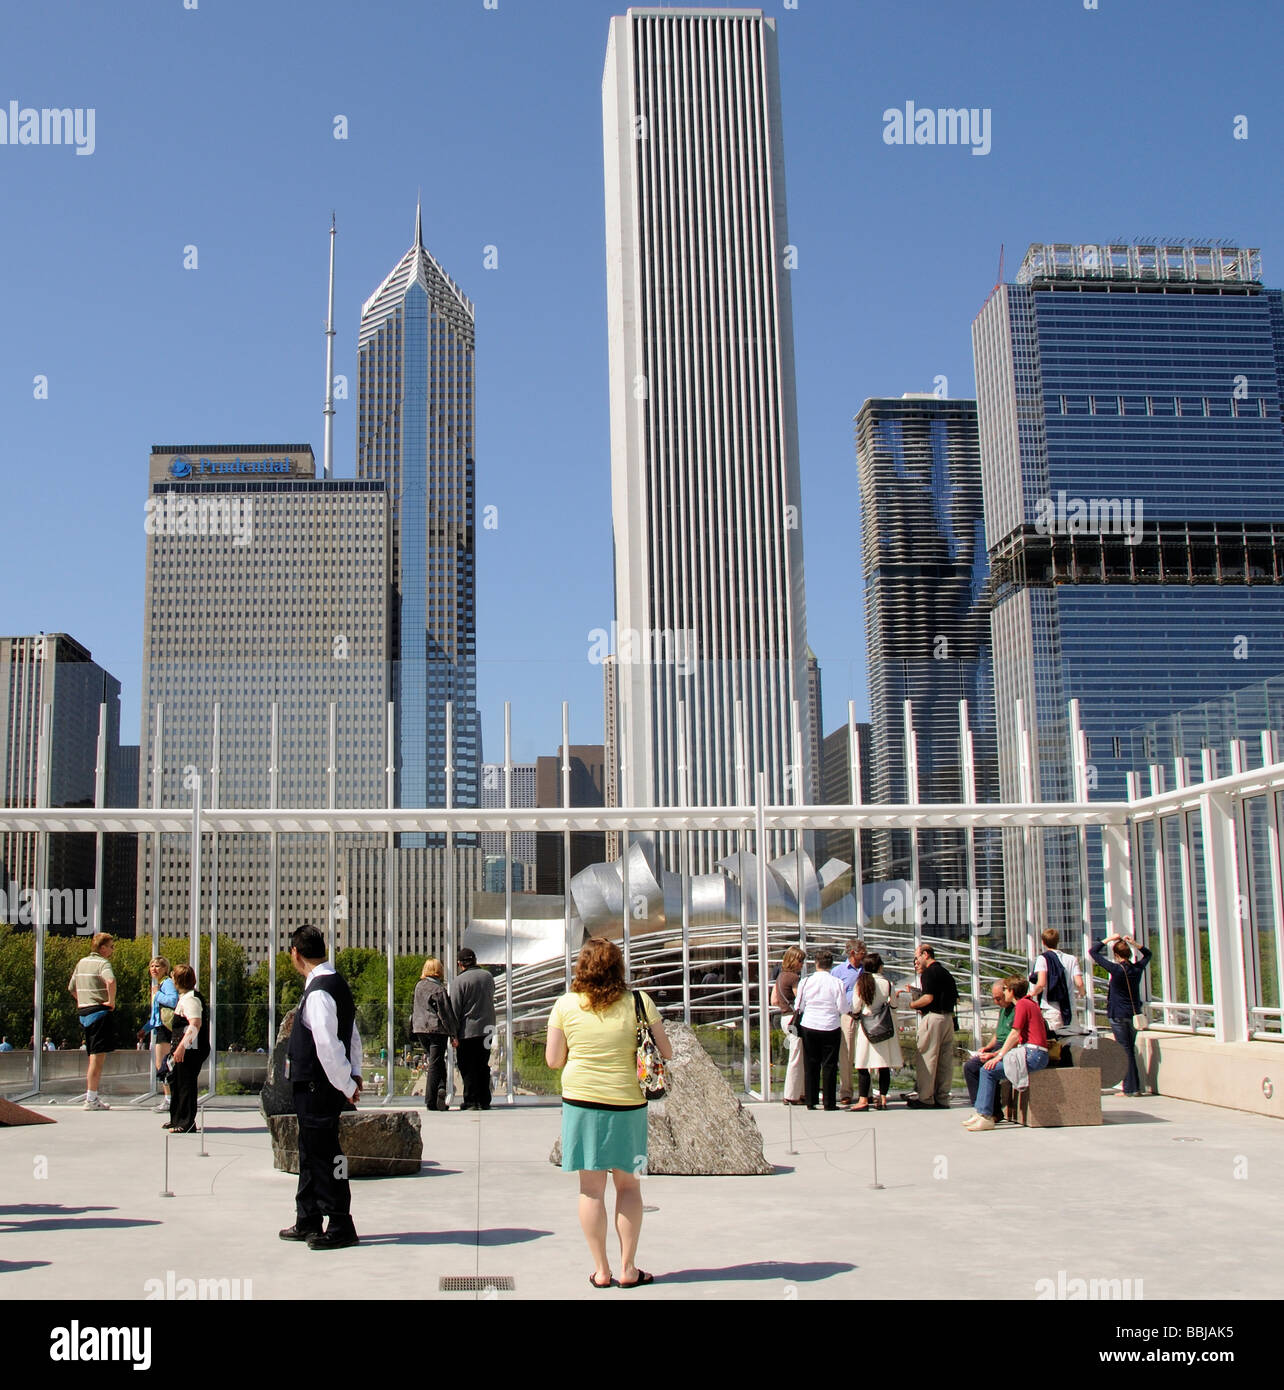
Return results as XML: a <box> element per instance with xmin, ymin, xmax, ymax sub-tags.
<box><xmin>856</xmin><ymin>395</ymin><xmax>1003</xmax><ymax>935</ymax></box>
<box><xmin>357</xmin><ymin>205</ymin><xmax>479</xmax><ymax>837</ymax></box>
<box><xmin>604</xmin><ymin>8</ymin><xmax>813</xmax><ymax>872</ymax></box>
<box><xmin>138</xmin><ymin>444</ymin><xmax>389</xmax><ymax>953</ymax></box>
<box><xmin>973</xmin><ymin>242</ymin><xmax>1284</xmax><ymax>940</ymax></box>
<box><xmin>0</xmin><ymin>633</ymin><xmax>123</xmax><ymax>931</ymax></box>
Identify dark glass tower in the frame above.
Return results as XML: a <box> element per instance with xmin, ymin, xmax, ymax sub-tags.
<box><xmin>358</xmin><ymin>205</ymin><xmax>478</xmax><ymax>838</ymax></box>
<box><xmin>973</xmin><ymin>243</ymin><xmax>1284</xmax><ymax>941</ymax></box>
<box><xmin>857</xmin><ymin>396</ymin><xmax>1003</xmax><ymax>937</ymax></box>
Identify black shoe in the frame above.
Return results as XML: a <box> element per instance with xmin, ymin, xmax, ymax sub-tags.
<box><xmin>904</xmin><ymin>1098</ymin><xmax>937</xmax><ymax>1109</ymax></box>
<box><xmin>279</xmin><ymin>1223</ymin><xmax>323</xmax><ymax>1242</ymax></box>
<box><xmin>307</xmin><ymin>1228</ymin><xmax>359</xmax><ymax>1251</ymax></box>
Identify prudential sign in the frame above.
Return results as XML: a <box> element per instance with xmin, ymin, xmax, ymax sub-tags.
<box><xmin>168</xmin><ymin>455</ymin><xmax>293</xmax><ymax>480</ymax></box>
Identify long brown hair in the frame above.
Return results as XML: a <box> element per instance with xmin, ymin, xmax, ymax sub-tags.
<box><xmin>571</xmin><ymin>937</ymin><xmax>627</xmax><ymax>1012</ymax></box>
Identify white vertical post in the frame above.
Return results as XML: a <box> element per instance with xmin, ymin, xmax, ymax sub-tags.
<box><xmin>755</xmin><ymin>771</ymin><xmax>771</xmax><ymax>1102</ymax></box>
<box><xmin>792</xmin><ymin>698</ymin><xmax>805</xmax><ymax>944</ymax></box>
<box><xmin>503</xmin><ymin>702</ymin><xmax>514</xmax><ymax>1105</ymax></box>
<box><xmin>849</xmin><ymin>701</ymin><xmax>866</xmax><ymax>933</ymax></box>
<box><xmin>92</xmin><ymin>703</ymin><xmax>107</xmax><ymax>933</ymax></box>
<box><xmin>735</xmin><ymin>700</ymin><xmax>749</xmax><ymax>1090</ymax></box>
<box><xmin>187</xmin><ymin>765</ymin><xmax>201</xmax><ymax>974</ymax></box>
<box><xmin>1201</xmin><ymin>747</ymin><xmax>1248</xmax><ymax>1044</ymax></box>
<box><xmin>31</xmin><ymin>700</ymin><xmax>52</xmax><ymax>1092</ymax></box>
<box><xmin>326</xmin><ymin>702</ymin><xmax>337</xmax><ymax>957</ymax></box>
<box><xmin>678</xmin><ymin>698</ymin><xmax>692</xmax><ymax>1025</ymax></box>
<box><xmin>1068</xmin><ymin>699</ymin><xmax>1093</xmax><ymax>949</ymax></box>
<box><xmin>903</xmin><ymin>700</ymin><xmax>920</xmax><ymax>931</ymax></box>
<box><xmin>207</xmin><ymin>704</ymin><xmax>220</xmax><ymax>1099</ymax></box>
<box><xmin>1228</xmin><ymin>740</ymin><xmax>1257</xmax><ymax>1030</ymax></box>
<box><xmin>1101</xmin><ymin>822</ymin><xmax>1134</xmax><ymax>949</ymax></box>
<box><xmin>562</xmin><ymin>702</ymin><xmax>573</xmax><ymax>995</ymax></box>
<box><xmin>1261</xmin><ymin>731</ymin><xmax>1284</xmax><ymax>1035</ymax></box>
<box><xmin>1173</xmin><ymin>756</ymin><xmax>1199</xmax><ymax>1026</ymax></box>
<box><xmin>268</xmin><ymin>704</ymin><xmax>279</xmax><ymax>1051</ymax></box>
<box><xmin>1148</xmin><ymin>764</ymin><xmax>1175</xmax><ymax>1026</ymax></box>
<box><xmin>151</xmin><ymin>704</ymin><xmax>164</xmax><ymax>958</ymax></box>
<box><xmin>959</xmin><ymin>700</ymin><xmax>981</xmax><ymax>1048</ymax></box>
<box><xmin>384</xmin><ymin>702</ymin><xmax>396</xmax><ymax>1102</ymax></box>
<box><xmin>1015</xmin><ymin>699</ymin><xmax>1037</xmax><ymax>963</ymax></box>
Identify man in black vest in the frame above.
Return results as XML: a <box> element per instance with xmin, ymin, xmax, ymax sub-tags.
<box><xmin>279</xmin><ymin>925</ymin><xmax>363</xmax><ymax>1250</ymax></box>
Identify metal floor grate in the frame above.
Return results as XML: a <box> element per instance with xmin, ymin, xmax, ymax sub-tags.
<box><xmin>439</xmin><ymin>1275</ymin><xmax>515</xmax><ymax>1293</ymax></box>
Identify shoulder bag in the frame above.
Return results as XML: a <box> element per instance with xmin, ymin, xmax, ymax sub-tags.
<box><xmin>634</xmin><ymin>992</ymin><xmax>667</xmax><ymax>1101</ymax></box>
<box><xmin>859</xmin><ymin>982</ymin><xmax>896</xmax><ymax>1045</ymax></box>
<box><xmin>1123</xmin><ymin>964</ymin><xmax>1149</xmax><ymax>1032</ymax></box>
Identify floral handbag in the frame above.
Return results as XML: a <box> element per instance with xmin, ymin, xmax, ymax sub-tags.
<box><xmin>634</xmin><ymin>992</ymin><xmax>667</xmax><ymax>1101</ymax></box>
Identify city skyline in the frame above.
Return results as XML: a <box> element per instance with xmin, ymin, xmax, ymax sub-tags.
<box><xmin>3</xmin><ymin>1</ymin><xmax>1282</xmax><ymax>769</ymax></box>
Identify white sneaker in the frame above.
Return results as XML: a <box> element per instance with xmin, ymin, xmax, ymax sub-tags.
<box><xmin>154</xmin><ymin>1100</ymin><xmax>170</xmax><ymax>1113</ymax></box>
<box><xmin>84</xmin><ymin>1097</ymin><xmax>111</xmax><ymax>1111</ymax></box>
<box><xmin>965</xmin><ymin>1114</ymin><xmax>995</xmax><ymax>1131</ymax></box>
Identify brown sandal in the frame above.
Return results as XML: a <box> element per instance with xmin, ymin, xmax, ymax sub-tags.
<box><xmin>850</xmin><ymin>1099</ymin><xmax>870</xmax><ymax>1111</ymax></box>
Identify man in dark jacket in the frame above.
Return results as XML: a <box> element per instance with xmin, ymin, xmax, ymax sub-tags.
<box><xmin>450</xmin><ymin>948</ymin><xmax>496</xmax><ymax>1110</ymax></box>
<box><xmin>279</xmin><ymin>925</ymin><xmax>363</xmax><ymax>1250</ymax></box>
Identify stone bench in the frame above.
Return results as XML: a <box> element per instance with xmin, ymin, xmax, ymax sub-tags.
<box><xmin>1004</xmin><ymin>1067</ymin><xmax>1102</xmax><ymax>1127</ymax></box>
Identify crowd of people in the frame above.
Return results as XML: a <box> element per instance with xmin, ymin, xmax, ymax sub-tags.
<box><xmin>773</xmin><ymin>929</ymin><xmax>1151</xmax><ymax>1126</ymax></box>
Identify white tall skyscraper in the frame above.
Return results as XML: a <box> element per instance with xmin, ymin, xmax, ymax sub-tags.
<box><xmin>603</xmin><ymin>7</ymin><xmax>813</xmax><ymax>872</ymax></box>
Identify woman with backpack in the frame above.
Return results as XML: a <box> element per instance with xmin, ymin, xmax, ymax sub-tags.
<box><xmin>849</xmin><ymin>953</ymin><xmax>902</xmax><ymax>1110</ymax></box>
<box><xmin>412</xmin><ymin>957</ymin><xmax>459</xmax><ymax>1111</ymax></box>
<box><xmin>164</xmin><ymin>963</ymin><xmax>209</xmax><ymax>1134</ymax></box>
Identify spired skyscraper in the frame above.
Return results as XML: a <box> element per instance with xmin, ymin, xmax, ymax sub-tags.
<box><xmin>603</xmin><ymin>8</ymin><xmax>814</xmax><ymax>873</ymax></box>
<box><xmin>973</xmin><ymin>242</ymin><xmax>1284</xmax><ymax>941</ymax></box>
<box><xmin>358</xmin><ymin>204</ymin><xmax>479</xmax><ymax>838</ymax></box>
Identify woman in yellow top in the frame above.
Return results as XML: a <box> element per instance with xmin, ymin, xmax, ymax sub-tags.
<box><xmin>546</xmin><ymin>937</ymin><xmax>673</xmax><ymax>1290</ymax></box>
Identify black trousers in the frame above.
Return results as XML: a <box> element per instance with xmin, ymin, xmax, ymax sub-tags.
<box><xmin>168</xmin><ymin>1054</ymin><xmax>201</xmax><ymax>1130</ymax></box>
<box><xmin>419</xmin><ymin>1034</ymin><xmax>449</xmax><ymax>1109</ymax></box>
<box><xmin>801</xmin><ymin>1027</ymin><xmax>841</xmax><ymax>1109</ymax></box>
<box><xmin>293</xmin><ymin>1082</ymin><xmax>354</xmax><ymax>1233</ymax></box>
<box><xmin>456</xmin><ymin>1036</ymin><xmax>492</xmax><ymax>1109</ymax></box>
<box><xmin>858</xmin><ymin>1067</ymin><xmax>891</xmax><ymax>1099</ymax></box>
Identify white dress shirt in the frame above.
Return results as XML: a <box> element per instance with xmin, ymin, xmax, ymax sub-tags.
<box><xmin>300</xmin><ymin>962</ymin><xmax>363</xmax><ymax>1101</ymax></box>
<box><xmin>794</xmin><ymin>970</ymin><xmax>849</xmax><ymax>1031</ymax></box>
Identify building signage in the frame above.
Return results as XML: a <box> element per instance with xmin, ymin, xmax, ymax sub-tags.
<box><xmin>168</xmin><ymin>455</ymin><xmax>293</xmax><ymax>480</ymax></box>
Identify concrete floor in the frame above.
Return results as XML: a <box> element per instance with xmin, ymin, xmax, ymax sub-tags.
<box><xmin>1</xmin><ymin>1091</ymin><xmax>1280</xmax><ymax>1302</ymax></box>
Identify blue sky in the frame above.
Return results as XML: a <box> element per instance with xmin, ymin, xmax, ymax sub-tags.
<box><xmin>2</xmin><ymin>0</ymin><xmax>1281</xmax><ymax>765</ymax></box>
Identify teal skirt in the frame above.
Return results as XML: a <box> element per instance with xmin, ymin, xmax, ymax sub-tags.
<box><xmin>560</xmin><ymin>1099</ymin><xmax>648</xmax><ymax>1173</ymax></box>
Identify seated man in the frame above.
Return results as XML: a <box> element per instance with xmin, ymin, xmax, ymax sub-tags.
<box><xmin>963</xmin><ymin>981</ymin><xmax>1013</xmax><ymax>1119</ymax></box>
<box><xmin>965</xmin><ymin>975</ymin><xmax>1049</xmax><ymax>1132</ymax></box>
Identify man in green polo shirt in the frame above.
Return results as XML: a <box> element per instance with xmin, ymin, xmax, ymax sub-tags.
<box><xmin>68</xmin><ymin>932</ymin><xmax>117</xmax><ymax>1110</ymax></box>
<box><xmin>963</xmin><ymin>980</ymin><xmax>1014</xmax><ymax>1120</ymax></box>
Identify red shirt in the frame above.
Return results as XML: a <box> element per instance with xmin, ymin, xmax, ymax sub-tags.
<box><xmin>1012</xmin><ymin>996</ymin><xmax>1048</xmax><ymax>1048</ymax></box>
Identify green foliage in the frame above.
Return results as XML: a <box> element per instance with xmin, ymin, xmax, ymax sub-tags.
<box><xmin>0</xmin><ymin>928</ymin><xmax>251</xmax><ymax>1050</ymax></box>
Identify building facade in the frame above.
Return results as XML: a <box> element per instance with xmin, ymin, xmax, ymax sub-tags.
<box><xmin>603</xmin><ymin>8</ymin><xmax>814</xmax><ymax>873</ymax></box>
<box><xmin>480</xmin><ymin>760</ymin><xmax>537</xmax><ymax>870</ymax></box>
<box><xmin>138</xmin><ymin>444</ymin><xmax>390</xmax><ymax>957</ymax></box>
<box><xmin>0</xmin><ymin>633</ymin><xmax>123</xmax><ymax>932</ymax></box>
<box><xmin>856</xmin><ymin>395</ymin><xmax>1003</xmax><ymax>937</ymax></box>
<box><xmin>973</xmin><ymin>243</ymin><xmax>1284</xmax><ymax>940</ymax></box>
<box><xmin>357</xmin><ymin>206</ymin><xmax>479</xmax><ymax>838</ymax></box>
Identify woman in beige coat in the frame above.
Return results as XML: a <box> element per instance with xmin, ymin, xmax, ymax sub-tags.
<box><xmin>849</xmin><ymin>953</ymin><xmax>903</xmax><ymax>1111</ymax></box>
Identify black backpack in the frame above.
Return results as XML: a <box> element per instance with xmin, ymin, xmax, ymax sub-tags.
<box><xmin>1032</xmin><ymin>950</ymin><xmax>1072</xmax><ymax>1027</ymax></box>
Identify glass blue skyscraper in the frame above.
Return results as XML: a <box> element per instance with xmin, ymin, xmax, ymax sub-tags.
<box><xmin>358</xmin><ymin>206</ymin><xmax>478</xmax><ymax>837</ymax></box>
<box><xmin>857</xmin><ymin>395</ymin><xmax>1003</xmax><ymax>937</ymax></box>
<box><xmin>973</xmin><ymin>243</ymin><xmax>1284</xmax><ymax>941</ymax></box>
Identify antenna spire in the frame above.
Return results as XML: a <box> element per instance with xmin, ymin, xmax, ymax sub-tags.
<box><xmin>323</xmin><ymin>213</ymin><xmax>336</xmax><ymax>480</ymax></box>
<box><xmin>414</xmin><ymin>193</ymin><xmax>423</xmax><ymax>249</ymax></box>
